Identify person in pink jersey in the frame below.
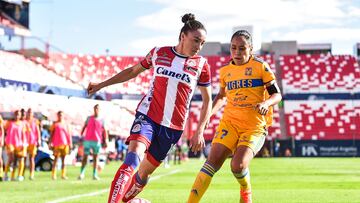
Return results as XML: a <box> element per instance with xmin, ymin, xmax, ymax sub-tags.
<box><xmin>78</xmin><ymin>104</ymin><xmax>108</xmax><ymax>180</ymax></box>
<box><xmin>4</xmin><ymin>110</ymin><xmax>28</xmax><ymax>181</ymax></box>
<box><xmin>0</xmin><ymin>114</ymin><xmax>4</xmax><ymax>181</ymax></box>
<box><xmin>88</xmin><ymin>13</ymin><xmax>212</xmax><ymax>203</ymax></box>
<box><xmin>23</xmin><ymin>108</ymin><xmax>41</xmax><ymax>180</ymax></box>
<box><xmin>49</xmin><ymin>111</ymin><xmax>72</xmax><ymax>180</ymax></box>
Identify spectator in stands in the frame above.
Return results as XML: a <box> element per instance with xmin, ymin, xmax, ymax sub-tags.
<box><xmin>49</xmin><ymin>111</ymin><xmax>72</xmax><ymax>180</ymax></box>
<box><xmin>23</xmin><ymin>108</ymin><xmax>41</xmax><ymax>180</ymax></box>
<box><xmin>4</xmin><ymin>110</ymin><xmax>27</xmax><ymax>181</ymax></box>
<box><xmin>0</xmin><ymin>114</ymin><xmax>4</xmax><ymax>181</ymax></box>
<box><xmin>285</xmin><ymin>148</ymin><xmax>292</xmax><ymax>157</ymax></box>
<box><xmin>274</xmin><ymin>142</ymin><xmax>281</xmax><ymax>157</ymax></box>
<box><xmin>87</xmin><ymin>13</ymin><xmax>212</xmax><ymax>203</ymax></box>
<box><xmin>78</xmin><ymin>104</ymin><xmax>108</xmax><ymax>180</ymax></box>
<box><xmin>174</xmin><ymin>139</ymin><xmax>182</xmax><ymax>165</ymax></box>
<box><xmin>115</xmin><ymin>136</ymin><xmax>124</xmax><ymax>161</ymax></box>
<box><xmin>188</xmin><ymin>30</ymin><xmax>282</xmax><ymax>203</ymax></box>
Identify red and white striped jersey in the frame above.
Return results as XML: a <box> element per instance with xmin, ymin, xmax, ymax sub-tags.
<box><xmin>137</xmin><ymin>46</ymin><xmax>211</xmax><ymax>130</ymax></box>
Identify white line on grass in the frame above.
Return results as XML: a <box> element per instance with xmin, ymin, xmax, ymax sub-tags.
<box><xmin>47</xmin><ymin>169</ymin><xmax>181</xmax><ymax>203</ymax></box>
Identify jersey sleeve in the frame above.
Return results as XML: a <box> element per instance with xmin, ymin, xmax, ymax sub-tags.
<box><xmin>197</xmin><ymin>61</ymin><xmax>211</xmax><ymax>86</ymax></box>
<box><xmin>140</xmin><ymin>47</ymin><xmax>156</xmax><ymax>69</ymax></box>
<box><xmin>262</xmin><ymin>62</ymin><xmax>276</xmax><ymax>84</ymax></box>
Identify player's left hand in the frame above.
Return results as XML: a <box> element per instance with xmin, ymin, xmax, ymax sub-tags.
<box><xmin>254</xmin><ymin>102</ymin><xmax>269</xmax><ymax>115</ymax></box>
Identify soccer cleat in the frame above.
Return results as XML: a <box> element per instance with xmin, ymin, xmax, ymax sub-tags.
<box><xmin>29</xmin><ymin>176</ymin><xmax>35</xmax><ymax>181</ymax></box>
<box><xmin>93</xmin><ymin>175</ymin><xmax>100</xmax><ymax>181</ymax></box>
<box><xmin>240</xmin><ymin>189</ymin><xmax>252</xmax><ymax>203</ymax></box>
<box><xmin>122</xmin><ymin>182</ymin><xmax>145</xmax><ymax>202</ymax></box>
<box><xmin>17</xmin><ymin>176</ymin><xmax>25</xmax><ymax>182</ymax></box>
<box><xmin>78</xmin><ymin>174</ymin><xmax>85</xmax><ymax>180</ymax></box>
<box><xmin>52</xmin><ymin>175</ymin><xmax>57</xmax><ymax>180</ymax></box>
<box><xmin>61</xmin><ymin>176</ymin><xmax>68</xmax><ymax>180</ymax></box>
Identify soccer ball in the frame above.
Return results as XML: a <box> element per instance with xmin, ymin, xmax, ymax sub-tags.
<box><xmin>127</xmin><ymin>198</ymin><xmax>151</xmax><ymax>203</ymax></box>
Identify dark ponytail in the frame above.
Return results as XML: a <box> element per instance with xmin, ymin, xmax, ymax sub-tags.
<box><xmin>178</xmin><ymin>13</ymin><xmax>206</xmax><ymax>41</ymax></box>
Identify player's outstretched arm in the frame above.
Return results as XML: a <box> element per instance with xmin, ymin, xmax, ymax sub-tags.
<box><xmin>87</xmin><ymin>63</ymin><xmax>146</xmax><ymax>96</ymax></box>
<box><xmin>189</xmin><ymin>85</ymin><xmax>212</xmax><ymax>153</ymax></box>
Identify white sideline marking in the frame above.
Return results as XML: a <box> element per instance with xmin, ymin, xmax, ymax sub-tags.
<box><xmin>47</xmin><ymin>169</ymin><xmax>181</xmax><ymax>203</ymax></box>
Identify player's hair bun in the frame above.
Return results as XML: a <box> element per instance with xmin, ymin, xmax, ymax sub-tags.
<box><xmin>182</xmin><ymin>13</ymin><xmax>195</xmax><ymax>24</ymax></box>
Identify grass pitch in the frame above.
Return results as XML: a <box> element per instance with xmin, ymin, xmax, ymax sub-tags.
<box><xmin>1</xmin><ymin>158</ymin><xmax>360</xmax><ymax>203</ymax></box>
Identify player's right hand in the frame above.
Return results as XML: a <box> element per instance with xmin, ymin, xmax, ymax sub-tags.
<box><xmin>87</xmin><ymin>82</ymin><xmax>101</xmax><ymax>96</ymax></box>
<box><xmin>189</xmin><ymin>132</ymin><xmax>205</xmax><ymax>154</ymax></box>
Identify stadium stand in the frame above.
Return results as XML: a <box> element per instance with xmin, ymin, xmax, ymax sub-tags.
<box><xmin>35</xmin><ymin>54</ymin><xmax>275</xmax><ymax>95</ymax></box>
<box><xmin>35</xmin><ymin>53</ymin><xmax>152</xmax><ymax>94</ymax></box>
<box><xmin>0</xmin><ymin>51</ymin><xmax>82</xmax><ymax>90</ymax></box>
<box><xmin>280</xmin><ymin>54</ymin><xmax>360</xmax><ymax>93</ymax></box>
<box><xmin>285</xmin><ymin>100</ymin><xmax>360</xmax><ymax>140</ymax></box>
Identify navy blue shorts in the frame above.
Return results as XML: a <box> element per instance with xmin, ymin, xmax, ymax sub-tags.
<box><xmin>126</xmin><ymin>112</ymin><xmax>183</xmax><ymax>166</ymax></box>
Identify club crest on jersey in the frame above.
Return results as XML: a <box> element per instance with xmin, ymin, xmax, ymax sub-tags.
<box><xmin>184</xmin><ymin>59</ymin><xmax>199</xmax><ymax>76</ymax></box>
<box><xmin>131</xmin><ymin>124</ymin><xmax>141</xmax><ymax>133</ymax></box>
<box><xmin>245</xmin><ymin>67</ymin><xmax>252</xmax><ymax>76</ymax></box>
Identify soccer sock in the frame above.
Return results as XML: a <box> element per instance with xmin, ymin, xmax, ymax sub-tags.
<box><xmin>233</xmin><ymin>168</ymin><xmax>251</xmax><ymax>191</ymax></box>
<box><xmin>61</xmin><ymin>168</ymin><xmax>66</xmax><ymax>178</ymax></box>
<box><xmin>52</xmin><ymin>168</ymin><xmax>56</xmax><ymax>179</ymax></box>
<box><xmin>187</xmin><ymin>162</ymin><xmax>217</xmax><ymax>203</ymax></box>
<box><xmin>4</xmin><ymin>164</ymin><xmax>10</xmax><ymax>174</ymax></box>
<box><xmin>11</xmin><ymin>167</ymin><xmax>16</xmax><ymax>179</ymax></box>
<box><xmin>93</xmin><ymin>167</ymin><xmax>97</xmax><ymax>177</ymax></box>
<box><xmin>122</xmin><ymin>172</ymin><xmax>148</xmax><ymax>202</ymax></box>
<box><xmin>80</xmin><ymin>166</ymin><xmax>85</xmax><ymax>175</ymax></box>
<box><xmin>30</xmin><ymin>170</ymin><xmax>34</xmax><ymax>179</ymax></box>
<box><xmin>0</xmin><ymin>164</ymin><xmax>3</xmax><ymax>178</ymax></box>
<box><xmin>18</xmin><ymin>159</ymin><xmax>24</xmax><ymax>177</ymax></box>
<box><xmin>107</xmin><ymin>151</ymin><xmax>140</xmax><ymax>203</ymax></box>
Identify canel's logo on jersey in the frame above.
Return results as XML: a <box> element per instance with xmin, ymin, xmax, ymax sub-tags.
<box><xmin>156</xmin><ymin>67</ymin><xmax>191</xmax><ymax>83</ymax></box>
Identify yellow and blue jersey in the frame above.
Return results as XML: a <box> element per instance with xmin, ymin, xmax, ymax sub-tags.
<box><xmin>219</xmin><ymin>55</ymin><xmax>276</xmax><ymax>130</ymax></box>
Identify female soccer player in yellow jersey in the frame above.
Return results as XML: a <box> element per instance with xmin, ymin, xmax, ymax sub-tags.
<box><xmin>187</xmin><ymin>30</ymin><xmax>282</xmax><ymax>203</ymax></box>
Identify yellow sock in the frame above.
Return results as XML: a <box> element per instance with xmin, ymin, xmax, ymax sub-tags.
<box><xmin>0</xmin><ymin>165</ymin><xmax>3</xmax><ymax>178</ymax></box>
<box><xmin>233</xmin><ymin>168</ymin><xmax>251</xmax><ymax>191</ymax></box>
<box><xmin>18</xmin><ymin>159</ymin><xmax>25</xmax><ymax>177</ymax></box>
<box><xmin>30</xmin><ymin>170</ymin><xmax>34</xmax><ymax>179</ymax></box>
<box><xmin>187</xmin><ymin>162</ymin><xmax>216</xmax><ymax>203</ymax></box>
<box><xmin>11</xmin><ymin>168</ymin><xmax>16</xmax><ymax>179</ymax></box>
<box><xmin>52</xmin><ymin>168</ymin><xmax>56</xmax><ymax>179</ymax></box>
<box><xmin>61</xmin><ymin>168</ymin><xmax>66</xmax><ymax>178</ymax></box>
<box><xmin>5</xmin><ymin>164</ymin><xmax>10</xmax><ymax>174</ymax></box>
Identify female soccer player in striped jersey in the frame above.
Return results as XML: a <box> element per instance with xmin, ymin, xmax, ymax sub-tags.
<box><xmin>187</xmin><ymin>30</ymin><xmax>282</xmax><ymax>203</ymax></box>
<box><xmin>87</xmin><ymin>13</ymin><xmax>212</xmax><ymax>203</ymax></box>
